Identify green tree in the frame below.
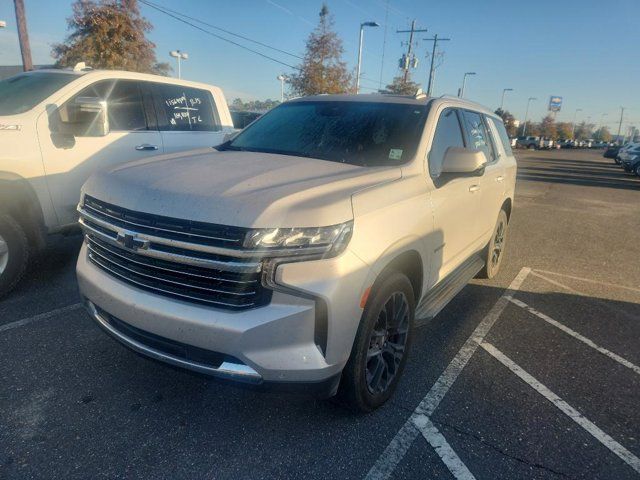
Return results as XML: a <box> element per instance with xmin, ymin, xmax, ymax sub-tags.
<box><xmin>52</xmin><ymin>0</ymin><xmax>170</xmax><ymax>75</ymax></box>
<box><xmin>574</xmin><ymin>122</ymin><xmax>593</xmax><ymax>140</ymax></box>
<box><xmin>289</xmin><ymin>4</ymin><xmax>352</xmax><ymax>96</ymax></box>
<box><xmin>494</xmin><ymin>108</ymin><xmax>517</xmax><ymax>137</ymax></box>
<box><xmin>539</xmin><ymin>115</ymin><xmax>557</xmax><ymax>139</ymax></box>
<box><xmin>381</xmin><ymin>75</ymin><xmax>421</xmax><ymax>95</ymax></box>
<box><xmin>555</xmin><ymin>122</ymin><xmax>573</xmax><ymax>139</ymax></box>
<box><xmin>593</xmin><ymin>127</ymin><xmax>612</xmax><ymax>142</ymax></box>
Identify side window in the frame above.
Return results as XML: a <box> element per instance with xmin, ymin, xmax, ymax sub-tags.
<box><xmin>56</xmin><ymin>79</ymin><xmax>147</xmax><ymax>135</ymax></box>
<box><xmin>462</xmin><ymin>110</ymin><xmax>496</xmax><ymax>163</ymax></box>
<box><xmin>487</xmin><ymin>116</ymin><xmax>513</xmax><ymax>156</ymax></box>
<box><xmin>428</xmin><ymin>108</ymin><xmax>466</xmax><ymax>178</ymax></box>
<box><xmin>151</xmin><ymin>83</ymin><xmax>221</xmax><ymax>132</ymax></box>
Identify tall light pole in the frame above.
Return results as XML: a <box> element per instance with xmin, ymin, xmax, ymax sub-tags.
<box><xmin>459</xmin><ymin>72</ymin><xmax>476</xmax><ymax>98</ymax></box>
<box><xmin>571</xmin><ymin>108</ymin><xmax>582</xmax><ymax>138</ymax></box>
<box><xmin>522</xmin><ymin>97</ymin><xmax>536</xmax><ymax>136</ymax></box>
<box><xmin>277</xmin><ymin>74</ymin><xmax>288</xmax><ymax>103</ymax></box>
<box><xmin>355</xmin><ymin>21</ymin><xmax>379</xmax><ymax>94</ymax></box>
<box><xmin>617</xmin><ymin>107</ymin><xmax>624</xmax><ymax>144</ymax></box>
<box><xmin>423</xmin><ymin>34</ymin><xmax>450</xmax><ymax>96</ymax></box>
<box><xmin>169</xmin><ymin>50</ymin><xmax>188</xmax><ymax>79</ymax></box>
<box><xmin>500</xmin><ymin>88</ymin><xmax>513</xmax><ymax>110</ymax></box>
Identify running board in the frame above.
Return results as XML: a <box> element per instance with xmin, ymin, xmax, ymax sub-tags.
<box><xmin>415</xmin><ymin>254</ymin><xmax>485</xmax><ymax>325</ymax></box>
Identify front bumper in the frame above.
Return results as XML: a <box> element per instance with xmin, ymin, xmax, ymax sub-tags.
<box><xmin>77</xmin><ymin>241</ymin><xmax>370</xmax><ymax>392</ymax></box>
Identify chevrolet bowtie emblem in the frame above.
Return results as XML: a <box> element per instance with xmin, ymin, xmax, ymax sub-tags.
<box><xmin>116</xmin><ymin>232</ymin><xmax>149</xmax><ymax>250</ymax></box>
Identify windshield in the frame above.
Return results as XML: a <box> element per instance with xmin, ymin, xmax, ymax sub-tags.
<box><xmin>220</xmin><ymin>101</ymin><xmax>428</xmax><ymax>166</ymax></box>
<box><xmin>0</xmin><ymin>71</ymin><xmax>78</xmax><ymax>116</ymax></box>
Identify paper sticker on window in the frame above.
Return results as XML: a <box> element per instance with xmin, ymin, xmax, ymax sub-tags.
<box><xmin>389</xmin><ymin>148</ymin><xmax>403</xmax><ymax>160</ymax></box>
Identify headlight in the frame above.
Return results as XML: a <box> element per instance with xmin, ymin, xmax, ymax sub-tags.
<box><xmin>243</xmin><ymin>221</ymin><xmax>353</xmax><ymax>258</ymax></box>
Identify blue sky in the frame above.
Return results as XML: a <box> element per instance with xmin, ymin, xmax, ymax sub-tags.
<box><xmin>1</xmin><ymin>0</ymin><xmax>639</xmax><ymax>129</ymax></box>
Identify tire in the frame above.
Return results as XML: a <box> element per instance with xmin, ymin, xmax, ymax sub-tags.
<box><xmin>337</xmin><ymin>272</ymin><xmax>415</xmax><ymax>412</ymax></box>
<box><xmin>477</xmin><ymin>210</ymin><xmax>509</xmax><ymax>279</ymax></box>
<box><xmin>528</xmin><ymin>144</ymin><xmax>536</xmax><ymax>150</ymax></box>
<box><xmin>635</xmin><ymin>164</ymin><xmax>640</xmax><ymax>177</ymax></box>
<box><xmin>0</xmin><ymin>214</ymin><xmax>30</xmax><ymax>299</ymax></box>
<box><xmin>615</xmin><ymin>157</ymin><xmax>622</xmax><ymax>164</ymax></box>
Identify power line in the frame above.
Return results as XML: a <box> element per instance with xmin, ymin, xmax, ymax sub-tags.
<box><xmin>139</xmin><ymin>0</ymin><xmax>300</xmax><ymax>70</ymax></box>
<box><xmin>142</xmin><ymin>0</ymin><xmax>302</xmax><ymax>60</ymax></box>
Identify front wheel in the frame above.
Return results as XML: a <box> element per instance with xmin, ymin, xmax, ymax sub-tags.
<box><xmin>635</xmin><ymin>164</ymin><xmax>640</xmax><ymax>177</ymax></box>
<box><xmin>0</xmin><ymin>214</ymin><xmax>30</xmax><ymax>298</ymax></box>
<box><xmin>478</xmin><ymin>209</ymin><xmax>509</xmax><ymax>279</ymax></box>
<box><xmin>337</xmin><ymin>272</ymin><xmax>415</xmax><ymax>412</ymax></box>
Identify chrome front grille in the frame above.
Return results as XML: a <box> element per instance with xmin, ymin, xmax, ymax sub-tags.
<box><xmin>79</xmin><ymin>196</ymin><xmax>271</xmax><ymax>310</ymax></box>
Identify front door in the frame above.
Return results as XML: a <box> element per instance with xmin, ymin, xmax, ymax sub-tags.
<box><xmin>36</xmin><ymin>79</ymin><xmax>162</xmax><ymax>227</ymax></box>
<box><xmin>427</xmin><ymin>107</ymin><xmax>485</xmax><ymax>284</ymax></box>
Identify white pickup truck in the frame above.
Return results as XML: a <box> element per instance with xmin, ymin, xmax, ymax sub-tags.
<box><xmin>0</xmin><ymin>67</ymin><xmax>235</xmax><ymax>296</ymax></box>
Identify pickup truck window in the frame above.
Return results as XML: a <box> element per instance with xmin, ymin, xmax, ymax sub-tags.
<box><xmin>56</xmin><ymin>80</ymin><xmax>148</xmax><ymax>134</ymax></box>
<box><xmin>151</xmin><ymin>83</ymin><xmax>221</xmax><ymax>132</ymax></box>
<box><xmin>462</xmin><ymin>110</ymin><xmax>496</xmax><ymax>163</ymax></box>
<box><xmin>221</xmin><ymin>101</ymin><xmax>428</xmax><ymax>167</ymax></box>
<box><xmin>428</xmin><ymin>108</ymin><xmax>465</xmax><ymax>178</ymax></box>
<box><xmin>0</xmin><ymin>72</ymin><xmax>77</xmax><ymax>116</ymax></box>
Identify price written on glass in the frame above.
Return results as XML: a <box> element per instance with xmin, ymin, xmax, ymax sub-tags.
<box><xmin>166</xmin><ymin>93</ymin><xmax>203</xmax><ymax>126</ymax></box>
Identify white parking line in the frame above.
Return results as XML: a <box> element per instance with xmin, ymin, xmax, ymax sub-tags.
<box><xmin>534</xmin><ymin>269</ymin><xmax>640</xmax><ymax>295</ymax></box>
<box><xmin>481</xmin><ymin>342</ymin><xmax>640</xmax><ymax>475</ymax></box>
<box><xmin>509</xmin><ymin>297</ymin><xmax>640</xmax><ymax>376</ymax></box>
<box><xmin>0</xmin><ymin>303</ymin><xmax>83</xmax><ymax>334</ymax></box>
<box><xmin>365</xmin><ymin>267</ymin><xmax>531</xmax><ymax>480</ymax></box>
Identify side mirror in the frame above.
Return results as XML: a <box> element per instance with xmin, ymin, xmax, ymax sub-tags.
<box><xmin>441</xmin><ymin>147</ymin><xmax>486</xmax><ymax>175</ymax></box>
<box><xmin>73</xmin><ymin>96</ymin><xmax>109</xmax><ymax>136</ymax></box>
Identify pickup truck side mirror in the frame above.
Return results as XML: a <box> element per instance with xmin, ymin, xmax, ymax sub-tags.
<box><xmin>73</xmin><ymin>96</ymin><xmax>109</xmax><ymax>137</ymax></box>
<box><xmin>441</xmin><ymin>147</ymin><xmax>486</xmax><ymax>176</ymax></box>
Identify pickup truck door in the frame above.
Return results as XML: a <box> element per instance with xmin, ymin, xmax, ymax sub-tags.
<box><xmin>36</xmin><ymin>79</ymin><xmax>162</xmax><ymax>227</ymax></box>
<box><xmin>149</xmin><ymin>82</ymin><xmax>228</xmax><ymax>154</ymax></box>
<box><xmin>427</xmin><ymin>107</ymin><xmax>485</xmax><ymax>284</ymax></box>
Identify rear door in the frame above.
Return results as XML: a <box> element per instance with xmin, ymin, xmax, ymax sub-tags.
<box><xmin>427</xmin><ymin>107</ymin><xmax>485</xmax><ymax>284</ymax></box>
<box><xmin>460</xmin><ymin>110</ymin><xmax>505</xmax><ymax>241</ymax></box>
<box><xmin>150</xmin><ymin>83</ymin><xmax>226</xmax><ymax>153</ymax></box>
<box><xmin>37</xmin><ymin>79</ymin><xmax>162</xmax><ymax>227</ymax></box>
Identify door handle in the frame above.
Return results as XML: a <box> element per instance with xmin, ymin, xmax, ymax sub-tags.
<box><xmin>469</xmin><ymin>185</ymin><xmax>480</xmax><ymax>193</ymax></box>
<box><xmin>135</xmin><ymin>144</ymin><xmax>158</xmax><ymax>151</ymax></box>
<box><xmin>495</xmin><ymin>175</ymin><xmax>505</xmax><ymax>182</ymax></box>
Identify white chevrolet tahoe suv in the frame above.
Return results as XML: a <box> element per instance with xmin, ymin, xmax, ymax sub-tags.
<box><xmin>76</xmin><ymin>94</ymin><xmax>517</xmax><ymax>411</ymax></box>
<box><xmin>0</xmin><ymin>68</ymin><xmax>234</xmax><ymax>297</ymax></box>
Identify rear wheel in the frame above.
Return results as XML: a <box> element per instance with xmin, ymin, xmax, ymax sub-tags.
<box><xmin>338</xmin><ymin>272</ymin><xmax>415</xmax><ymax>412</ymax></box>
<box><xmin>635</xmin><ymin>164</ymin><xmax>640</xmax><ymax>177</ymax></box>
<box><xmin>478</xmin><ymin>210</ymin><xmax>509</xmax><ymax>279</ymax></box>
<box><xmin>0</xmin><ymin>214</ymin><xmax>30</xmax><ymax>299</ymax></box>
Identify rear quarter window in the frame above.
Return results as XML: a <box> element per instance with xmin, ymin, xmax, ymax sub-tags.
<box><xmin>487</xmin><ymin>116</ymin><xmax>513</xmax><ymax>156</ymax></box>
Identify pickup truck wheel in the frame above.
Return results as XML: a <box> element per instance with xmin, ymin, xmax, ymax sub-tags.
<box><xmin>635</xmin><ymin>164</ymin><xmax>640</xmax><ymax>177</ymax></box>
<box><xmin>478</xmin><ymin>210</ymin><xmax>509</xmax><ymax>279</ymax></box>
<box><xmin>528</xmin><ymin>144</ymin><xmax>536</xmax><ymax>150</ymax></box>
<box><xmin>337</xmin><ymin>272</ymin><xmax>415</xmax><ymax>412</ymax></box>
<box><xmin>0</xmin><ymin>214</ymin><xmax>30</xmax><ymax>298</ymax></box>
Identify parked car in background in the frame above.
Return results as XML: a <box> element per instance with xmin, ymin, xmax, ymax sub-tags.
<box><xmin>591</xmin><ymin>141</ymin><xmax>608</xmax><ymax>149</ymax></box>
<box><xmin>230</xmin><ymin>110</ymin><xmax>262</xmax><ymax>129</ymax></box>
<box><xmin>615</xmin><ymin>142</ymin><xmax>640</xmax><ymax>164</ymax></box>
<box><xmin>517</xmin><ymin>136</ymin><xmax>542</xmax><ymax>149</ymax></box>
<box><xmin>0</xmin><ymin>67</ymin><xmax>235</xmax><ymax>297</ymax></box>
<box><xmin>619</xmin><ymin>145</ymin><xmax>640</xmax><ymax>175</ymax></box>
<box><xmin>604</xmin><ymin>145</ymin><xmax>622</xmax><ymax>158</ymax></box>
<box><xmin>76</xmin><ymin>94</ymin><xmax>517</xmax><ymax>411</ymax></box>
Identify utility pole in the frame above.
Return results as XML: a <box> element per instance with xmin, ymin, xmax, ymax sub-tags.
<box><xmin>522</xmin><ymin>97</ymin><xmax>536</xmax><ymax>136</ymax></box>
<box><xmin>13</xmin><ymin>0</ymin><xmax>33</xmax><ymax>71</ymax></box>
<box><xmin>571</xmin><ymin>108</ymin><xmax>582</xmax><ymax>138</ymax></box>
<box><xmin>500</xmin><ymin>88</ymin><xmax>513</xmax><ymax>111</ymax></box>
<box><xmin>423</xmin><ymin>34</ymin><xmax>450</xmax><ymax>96</ymax></box>
<box><xmin>617</xmin><ymin>107</ymin><xmax>624</xmax><ymax>144</ymax></box>
<box><xmin>397</xmin><ymin>20</ymin><xmax>427</xmax><ymax>84</ymax></box>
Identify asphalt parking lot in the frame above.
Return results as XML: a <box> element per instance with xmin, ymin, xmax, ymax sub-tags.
<box><xmin>1</xmin><ymin>148</ymin><xmax>639</xmax><ymax>480</ymax></box>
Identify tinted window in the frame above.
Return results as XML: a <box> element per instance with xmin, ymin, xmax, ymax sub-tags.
<box><xmin>0</xmin><ymin>72</ymin><xmax>77</xmax><ymax>115</ymax></box>
<box><xmin>487</xmin><ymin>116</ymin><xmax>513</xmax><ymax>156</ymax></box>
<box><xmin>221</xmin><ymin>101</ymin><xmax>428</xmax><ymax>167</ymax></box>
<box><xmin>428</xmin><ymin>108</ymin><xmax>465</xmax><ymax>178</ymax></box>
<box><xmin>56</xmin><ymin>80</ymin><xmax>147</xmax><ymax>134</ymax></box>
<box><xmin>152</xmin><ymin>84</ymin><xmax>220</xmax><ymax>131</ymax></box>
<box><xmin>462</xmin><ymin>110</ymin><xmax>495</xmax><ymax>163</ymax></box>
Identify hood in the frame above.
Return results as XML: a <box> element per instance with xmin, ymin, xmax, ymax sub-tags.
<box><xmin>82</xmin><ymin>149</ymin><xmax>401</xmax><ymax>228</ymax></box>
